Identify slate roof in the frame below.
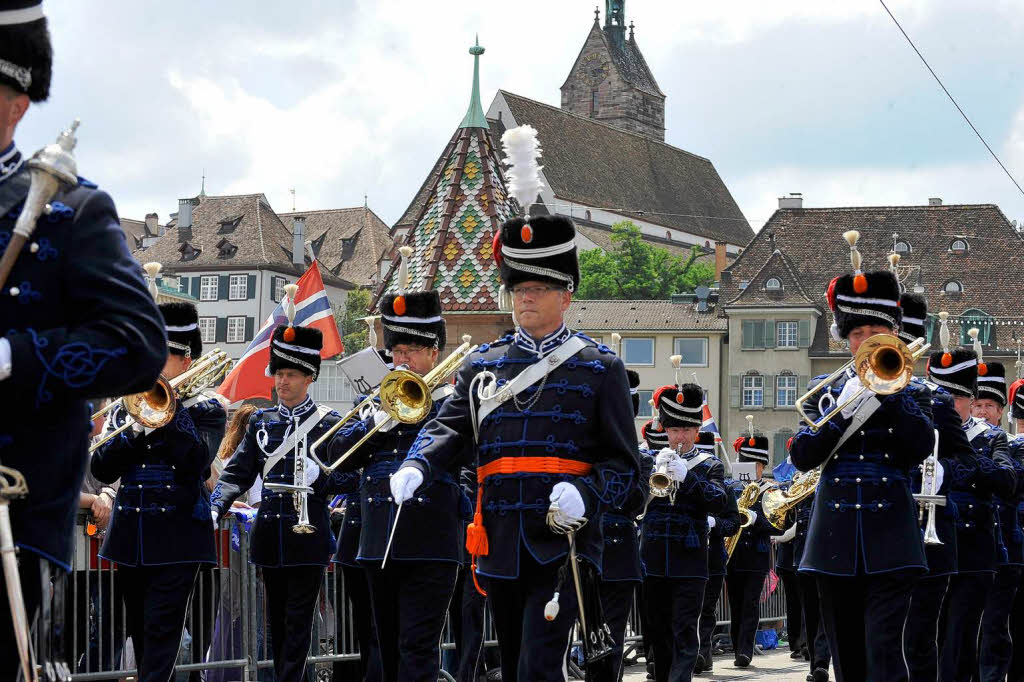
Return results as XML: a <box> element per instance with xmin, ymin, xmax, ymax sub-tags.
<box><xmin>279</xmin><ymin>207</ymin><xmax>392</xmax><ymax>289</ymax></box>
<box><xmin>720</xmin><ymin>204</ymin><xmax>1024</xmax><ymax>356</ymax></box>
<box><xmin>499</xmin><ymin>91</ymin><xmax>752</xmax><ymax>247</ymax></box>
<box><xmin>568</xmin><ymin>299</ymin><xmax>726</xmax><ymax>332</ymax></box>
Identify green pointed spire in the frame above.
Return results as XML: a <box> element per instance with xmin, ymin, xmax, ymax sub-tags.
<box><xmin>459</xmin><ymin>35</ymin><xmax>489</xmax><ymax>129</ymax></box>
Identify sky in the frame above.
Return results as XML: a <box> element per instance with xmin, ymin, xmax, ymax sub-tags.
<box><xmin>17</xmin><ymin>0</ymin><xmax>1024</xmax><ymax>232</ymax></box>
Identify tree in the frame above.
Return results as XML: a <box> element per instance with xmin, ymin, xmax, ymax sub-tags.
<box><xmin>335</xmin><ymin>287</ymin><xmax>371</xmax><ymax>355</ymax></box>
<box><xmin>577</xmin><ymin>221</ymin><xmax>716</xmax><ymax>299</ymax></box>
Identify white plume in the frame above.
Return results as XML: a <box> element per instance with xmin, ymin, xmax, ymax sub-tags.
<box><xmin>397</xmin><ymin>246</ymin><xmax>413</xmax><ymax>292</ymax></box>
<box><xmin>501</xmin><ymin>125</ymin><xmax>544</xmax><ymax>214</ymax></box>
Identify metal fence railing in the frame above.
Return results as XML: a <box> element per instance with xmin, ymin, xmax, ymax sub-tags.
<box><xmin>49</xmin><ymin>513</ymin><xmax>789</xmax><ymax>680</ymax></box>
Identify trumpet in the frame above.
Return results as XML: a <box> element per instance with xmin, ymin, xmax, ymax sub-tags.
<box><xmin>308</xmin><ymin>338</ymin><xmax>476</xmax><ymax>473</ymax></box>
<box><xmin>649</xmin><ymin>443</ymin><xmax>682</xmax><ymax>504</ymax></box>
<box><xmin>90</xmin><ymin>349</ymin><xmax>233</xmax><ymax>452</ymax></box>
<box><xmin>914</xmin><ymin>429</ymin><xmax>945</xmax><ymax>545</ymax></box>
<box><xmin>797</xmin><ymin>334</ymin><xmax>930</xmax><ymax>432</ymax></box>
<box><xmin>263</xmin><ymin>415</ymin><xmax>317</xmax><ymax>534</ymax></box>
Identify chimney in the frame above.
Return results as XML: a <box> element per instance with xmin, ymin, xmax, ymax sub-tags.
<box><xmin>714</xmin><ymin>242</ymin><xmax>728</xmax><ymax>281</ymax></box>
<box><xmin>928</xmin><ymin>197</ymin><xmax>942</xmax><ymax>206</ymax></box>
<box><xmin>292</xmin><ymin>215</ymin><xmax>306</xmax><ymax>265</ymax></box>
<box><xmin>778</xmin><ymin>193</ymin><xmax>803</xmax><ymax>209</ymax></box>
<box><xmin>177</xmin><ymin>198</ymin><xmax>194</xmax><ymax>229</ymax></box>
<box><xmin>145</xmin><ymin>212</ymin><xmax>159</xmax><ymax>237</ymax></box>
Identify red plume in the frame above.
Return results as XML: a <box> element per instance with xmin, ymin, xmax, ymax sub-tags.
<box><xmin>786</xmin><ymin>437</ymin><xmax>794</xmax><ymax>452</ymax></box>
<box><xmin>825</xmin><ymin>276</ymin><xmax>839</xmax><ymax>311</ymax></box>
<box><xmin>733</xmin><ymin>436</ymin><xmax>745</xmax><ymax>454</ymax></box>
<box><xmin>492</xmin><ymin>230</ymin><xmax>503</xmax><ymax>267</ymax></box>
<box><xmin>1010</xmin><ymin>379</ymin><xmax>1023</xmax><ymax>409</ymax></box>
<box><xmin>652</xmin><ymin>385</ymin><xmax>672</xmax><ymax>410</ymax></box>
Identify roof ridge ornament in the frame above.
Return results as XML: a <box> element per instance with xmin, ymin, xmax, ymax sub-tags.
<box><xmin>459</xmin><ymin>36</ymin><xmax>489</xmax><ymax>130</ymax></box>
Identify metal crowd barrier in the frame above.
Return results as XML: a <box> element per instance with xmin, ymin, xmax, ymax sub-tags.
<box><xmin>55</xmin><ymin>513</ymin><xmax>789</xmax><ymax>680</ymax></box>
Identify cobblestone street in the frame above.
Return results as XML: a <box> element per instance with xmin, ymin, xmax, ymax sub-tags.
<box><xmin>623</xmin><ymin>649</ymin><xmax>829</xmax><ymax>681</ymax></box>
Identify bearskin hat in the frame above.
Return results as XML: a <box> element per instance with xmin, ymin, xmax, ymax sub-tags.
<box><xmin>897</xmin><ymin>293</ymin><xmax>928</xmax><ymax>345</ymax></box>
<box><xmin>1010</xmin><ymin>378</ymin><xmax>1024</xmax><ymax>420</ymax></box>
<box><xmin>927</xmin><ymin>348</ymin><xmax>978</xmax><ymax>398</ymax></box>
<box><xmin>268</xmin><ymin>325</ymin><xmax>323</xmax><ymax>379</ymax></box>
<box><xmin>0</xmin><ymin>2</ymin><xmax>51</xmax><ymax>102</ymax></box>
<box><xmin>495</xmin><ymin>215</ymin><xmax>579</xmax><ymax>292</ymax></box>
<box><xmin>627</xmin><ymin>369</ymin><xmax>640</xmax><ymax>417</ymax></box>
<box><xmin>641</xmin><ymin>420</ymin><xmax>669</xmax><ymax>450</ymax></box>
<box><xmin>694</xmin><ymin>430</ymin><xmax>716</xmax><ymax>454</ymax></box>
<box><xmin>734</xmin><ymin>433</ymin><xmax>770</xmax><ymax>465</ymax></box>
<box><xmin>380</xmin><ymin>290</ymin><xmax>446</xmax><ymax>350</ymax></box>
<box><xmin>826</xmin><ymin>270</ymin><xmax>902</xmax><ymax>340</ymax></box>
<box><xmin>159</xmin><ymin>302</ymin><xmax>201</xmax><ymax>359</ymax></box>
<box><xmin>654</xmin><ymin>383</ymin><xmax>703</xmax><ymax>428</ymax></box>
<box><xmin>977</xmin><ymin>361</ymin><xmax>1008</xmax><ymax>406</ymax></box>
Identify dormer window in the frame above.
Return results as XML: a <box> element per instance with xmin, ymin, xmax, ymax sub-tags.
<box><xmin>178</xmin><ymin>242</ymin><xmax>200</xmax><ymax>261</ymax></box>
<box><xmin>765</xmin><ymin>277</ymin><xmax>782</xmax><ymax>291</ymax></box>
<box><xmin>943</xmin><ymin>280</ymin><xmax>963</xmax><ymax>296</ymax></box>
<box><xmin>218</xmin><ymin>215</ymin><xmax>243</xmax><ymax>232</ymax></box>
<box><xmin>216</xmin><ymin>237</ymin><xmax>237</xmax><ymax>258</ymax></box>
<box><xmin>894</xmin><ymin>240</ymin><xmax>911</xmax><ymax>254</ymax></box>
<box><xmin>950</xmin><ymin>238</ymin><xmax>969</xmax><ymax>254</ymax></box>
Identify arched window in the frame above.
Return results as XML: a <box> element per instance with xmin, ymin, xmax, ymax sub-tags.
<box><xmin>943</xmin><ymin>280</ymin><xmax>963</xmax><ymax>295</ymax></box>
<box><xmin>950</xmin><ymin>239</ymin><xmax>969</xmax><ymax>254</ymax></box>
<box><xmin>894</xmin><ymin>240</ymin><xmax>911</xmax><ymax>254</ymax></box>
<box><xmin>765</xmin><ymin>277</ymin><xmax>782</xmax><ymax>291</ymax></box>
<box><xmin>584</xmin><ymin>210</ymin><xmax>591</xmax><ymax>221</ymax></box>
<box><xmin>960</xmin><ymin>308</ymin><xmax>993</xmax><ymax>344</ymax></box>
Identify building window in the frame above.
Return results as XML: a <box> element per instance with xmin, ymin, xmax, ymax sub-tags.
<box><xmin>949</xmin><ymin>239</ymin><xmax>969</xmax><ymax>254</ymax></box>
<box><xmin>591</xmin><ymin>90</ymin><xmax>599</xmax><ymax>114</ymax></box>
<box><xmin>198</xmin><ymin>317</ymin><xmax>216</xmax><ymax>343</ymax></box>
<box><xmin>199</xmin><ymin>275</ymin><xmax>218</xmax><ymax>301</ymax></box>
<box><xmin>308</xmin><ymin>363</ymin><xmax>356</xmax><ymax>405</ymax></box>
<box><xmin>777</xmin><ymin>374</ymin><xmax>798</xmax><ymax>407</ymax></box>
<box><xmin>584</xmin><ymin>210</ymin><xmax>592</xmax><ymax>221</ymax></box>
<box><xmin>742</xmin><ymin>374</ymin><xmax>764</xmax><ymax>408</ymax></box>
<box><xmin>765</xmin><ymin>277</ymin><xmax>782</xmax><ymax>291</ymax></box>
<box><xmin>738</xmin><ymin>280</ymin><xmax>749</xmax><ymax>290</ymax></box>
<box><xmin>272</xmin><ymin>277</ymin><xmax>287</xmax><ymax>303</ymax></box>
<box><xmin>741</xmin><ymin>320</ymin><xmax>767</xmax><ymax>350</ymax></box>
<box><xmin>776</xmin><ymin>321</ymin><xmax>798</xmax><ymax>348</ymax></box>
<box><xmin>894</xmin><ymin>240</ymin><xmax>911</xmax><ymax>254</ymax></box>
<box><xmin>637</xmin><ymin>390</ymin><xmax>653</xmax><ymax>418</ymax></box>
<box><xmin>226</xmin><ymin>316</ymin><xmax>246</xmax><ymax>343</ymax></box>
<box><xmin>673</xmin><ymin>337</ymin><xmax>708</xmax><ymax>366</ymax></box>
<box><xmin>228</xmin><ymin>274</ymin><xmax>247</xmax><ymax>300</ymax></box>
<box><xmin>943</xmin><ymin>280</ymin><xmax>963</xmax><ymax>295</ymax></box>
<box><xmin>959</xmin><ymin>308</ymin><xmax>993</xmax><ymax>345</ymax></box>
<box><xmin>622</xmin><ymin>337</ymin><xmax>655</xmax><ymax>366</ymax></box>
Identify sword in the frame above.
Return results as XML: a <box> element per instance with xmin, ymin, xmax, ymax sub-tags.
<box><xmin>0</xmin><ymin>466</ymin><xmax>35</xmax><ymax>682</ymax></box>
<box><xmin>381</xmin><ymin>502</ymin><xmax>402</xmax><ymax>569</ymax></box>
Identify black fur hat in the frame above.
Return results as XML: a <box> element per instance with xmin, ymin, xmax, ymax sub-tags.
<box><xmin>380</xmin><ymin>290</ymin><xmax>446</xmax><ymax>350</ymax></box>
<box><xmin>0</xmin><ymin>2</ymin><xmax>51</xmax><ymax>102</ymax></box>
<box><xmin>159</xmin><ymin>302</ymin><xmax>201</xmax><ymax>359</ymax></box>
<box><xmin>268</xmin><ymin>325</ymin><xmax>323</xmax><ymax>379</ymax></box>
<box><xmin>641</xmin><ymin>420</ymin><xmax>669</xmax><ymax>449</ymax></box>
<box><xmin>977</xmin><ymin>362</ymin><xmax>1008</xmax><ymax>406</ymax></box>
<box><xmin>826</xmin><ymin>270</ymin><xmax>902</xmax><ymax>339</ymax></box>
<box><xmin>694</xmin><ymin>430</ymin><xmax>716</xmax><ymax>454</ymax></box>
<box><xmin>654</xmin><ymin>383</ymin><xmax>703</xmax><ymax>428</ymax></box>
<box><xmin>1010</xmin><ymin>378</ymin><xmax>1024</xmax><ymax>420</ymax></box>
<box><xmin>898</xmin><ymin>293</ymin><xmax>928</xmax><ymax>345</ymax></box>
<box><xmin>627</xmin><ymin>369</ymin><xmax>640</xmax><ymax>417</ymax></box>
<box><xmin>927</xmin><ymin>348</ymin><xmax>978</xmax><ymax>398</ymax></box>
<box><xmin>496</xmin><ymin>215</ymin><xmax>579</xmax><ymax>292</ymax></box>
<box><xmin>735</xmin><ymin>434</ymin><xmax>770</xmax><ymax>465</ymax></box>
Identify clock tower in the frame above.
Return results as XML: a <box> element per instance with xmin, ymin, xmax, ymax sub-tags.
<box><xmin>560</xmin><ymin>1</ymin><xmax>665</xmax><ymax>141</ymax></box>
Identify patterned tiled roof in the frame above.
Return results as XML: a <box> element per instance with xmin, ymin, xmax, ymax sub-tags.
<box><xmin>568</xmin><ymin>299</ymin><xmax>726</xmax><ymax>331</ymax></box>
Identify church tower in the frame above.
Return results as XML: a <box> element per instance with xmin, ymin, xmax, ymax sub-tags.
<box><xmin>560</xmin><ymin>1</ymin><xmax>665</xmax><ymax>141</ymax></box>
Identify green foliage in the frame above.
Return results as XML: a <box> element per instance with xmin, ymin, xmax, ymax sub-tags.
<box><xmin>336</xmin><ymin>288</ymin><xmax>371</xmax><ymax>355</ymax></box>
<box><xmin>577</xmin><ymin>221</ymin><xmax>716</xmax><ymax>299</ymax></box>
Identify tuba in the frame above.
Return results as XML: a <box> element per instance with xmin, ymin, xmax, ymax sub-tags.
<box><xmin>761</xmin><ymin>468</ymin><xmax>821</xmax><ymax>530</ymax></box>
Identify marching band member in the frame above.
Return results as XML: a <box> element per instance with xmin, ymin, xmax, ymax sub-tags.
<box><xmin>386</xmin><ymin>214</ymin><xmax>640</xmax><ymax>682</ymax></box>
<box><xmin>695</xmin><ymin>431</ymin><xmax>740</xmax><ymax>676</ymax></box>
<box><xmin>640</xmin><ymin>418</ymin><xmax>668</xmax><ymax>678</ymax></box>
<box><xmin>590</xmin><ymin>368</ymin><xmax>648</xmax><ymax>682</ymax></box>
<box><xmin>210</xmin><ymin>323</ymin><xmax>343</xmax><ymax>682</ymax></box>
<box><xmin>769</xmin><ymin>474</ymin><xmax>806</xmax><ymax>667</ymax></box>
<box><xmin>792</xmin><ymin>494</ymin><xmax>830</xmax><ymax>682</ymax></box>
<box><xmin>92</xmin><ymin>302</ymin><xmax>225</xmax><ymax>682</ymax></box>
<box><xmin>640</xmin><ymin>382</ymin><xmax>728</xmax><ymax>682</ymax></box>
<box><xmin>973</xmin><ymin>360</ymin><xmax>1024</xmax><ymax>681</ymax></box>
<box><xmin>725</xmin><ymin>429</ymin><xmax>784</xmax><ymax>669</ymax></box>
<box><xmin>1006</xmin><ymin>375</ymin><xmax>1024</xmax><ymax>679</ymax></box>
<box><xmin>326</xmin><ymin>286</ymin><xmax>466</xmax><ymax>682</ymax></box>
<box><xmin>898</xmin><ymin>299</ymin><xmax>972</xmax><ymax>682</ymax></box>
<box><xmin>0</xmin><ymin>2</ymin><xmax>166</xmax><ymax>669</ymax></box>
<box><xmin>931</xmin><ymin>336</ymin><xmax>1015</xmax><ymax>682</ymax></box>
<box><xmin>791</xmin><ymin>233</ymin><xmax>935</xmax><ymax>682</ymax></box>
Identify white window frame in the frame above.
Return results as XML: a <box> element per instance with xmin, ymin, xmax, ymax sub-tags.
<box><xmin>943</xmin><ymin>280</ymin><xmax>963</xmax><ymax>294</ymax></box>
<box><xmin>228</xmin><ymin>274</ymin><xmax>247</xmax><ymax>301</ymax></box>
<box><xmin>894</xmin><ymin>240</ymin><xmax>911</xmax><ymax>254</ymax></box>
<box><xmin>637</xmin><ymin>390</ymin><xmax>653</xmax><ymax>418</ymax></box>
<box><xmin>621</xmin><ymin>337</ymin><xmax>655</xmax><ymax>366</ymax></box>
<box><xmin>199</xmin><ymin>275</ymin><xmax>218</xmax><ymax>302</ymax></box>
<box><xmin>198</xmin><ymin>317</ymin><xmax>216</xmax><ymax>344</ymax></box>
<box><xmin>272</xmin><ymin>277</ymin><xmax>287</xmax><ymax>303</ymax></box>
<box><xmin>226</xmin><ymin>316</ymin><xmax>246</xmax><ymax>344</ymax></box>
<box><xmin>765</xmin><ymin>277</ymin><xmax>782</xmax><ymax>291</ymax></box>
<box><xmin>742</xmin><ymin>374</ymin><xmax>764</xmax><ymax>408</ymax></box>
<box><xmin>673</xmin><ymin>337</ymin><xmax>708</xmax><ymax>367</ymax></box>
<box><xmin>776</xmin><ymin>321</ymin><xmax>799</xmax><ymax>349</ymax></box>
<box><xmin>776</xmin><ymin>374</ymin><xmax>798</xmax><ymax>407</ymax></box>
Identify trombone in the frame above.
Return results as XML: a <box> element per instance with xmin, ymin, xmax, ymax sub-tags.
<box><xmin>308</xmin><ymin>338</ymin><xmax>476</xmax><ymax>474</ymax></box>
<box><xmin>90</xmin><ymin>349</ymin><xmax>233</xmax><ymax>452</ymax></box>
<box><xmin>796</xmin><ymin>334</ymin><xmax>930</xmax><ymax>432</ymax></box>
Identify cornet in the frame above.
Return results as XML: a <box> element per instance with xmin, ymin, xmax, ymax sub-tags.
<box><xmin>914</xmin><ymin>429</ymin><xmax>945</xmax><ymax>545</ymax></box>
<box><xmin>649</xmin><ymin>443</ymin><xmax>682</xmax><ymax>504</ymax></box>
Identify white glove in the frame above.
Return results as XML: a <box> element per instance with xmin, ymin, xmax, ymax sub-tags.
<box><xmin>772</xmin><ymin>524</ymin><xmax>797</xmax><ymax>544</ymax></box>
<box><xmin>747</xmin><ymin>510</ymin><xmax>758</xmax><ymax>526</ymax></box>
<box><xmin>130</xmin><ymin>421</ymin><xmax>146</xmax><ymax>436</ymax></box>
<box><xmin>656</xmin><ymin>448</ymin><xmax>688</xmax><ymax>483</ymax></box>
<box><xmin>211</xmin><ymin>509</ymin><xmax>220</xmax><ymax>530</ymax></box>
<box><xmin>390</xmin><ymin>466</ymin><xmax>424</xmax><ymax>505</ymax></box>
<box><xmin>838</xmin><ymin>376</ymin><xmax>868</xmax><ymax>419</ymax></box>
<box><xmin>372</xmin><ymin>409</ymin><xmax>396</xmax><ymax>433</ymax></box>
<box><xmin>549</xmin><ymin>481</ymin><xmax>586</xmax><ymax>525</ymax></box>
<box><xmin>707</xmin><ymin>516</ymin><xmax>716</xmax><ymax>529</ymax></box>
<box><xmin>303</xmin><ymin>457</ymin><xmax>320</xmax><ymax>487</ymax></box>
<box><xmin>932</xmin><ymin>460</ymin><xmax>945</xmax><ymax>492</ymax></box>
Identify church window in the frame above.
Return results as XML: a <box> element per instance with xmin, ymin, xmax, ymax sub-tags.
<box><xmin>591</xmin><ymin>90</ymin><xmax>599</xmax><ymax>115</ymax></box>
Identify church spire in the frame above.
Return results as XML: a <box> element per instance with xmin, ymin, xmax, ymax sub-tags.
<box><xmin>604</xmin><ymin>0</ymin><xmax>626</xmax><ymax>47</ymax></box>
<box><xmin>459</xmin><ymin>36</ymin><xmax>488</xmax><ymax>129</ymax></box>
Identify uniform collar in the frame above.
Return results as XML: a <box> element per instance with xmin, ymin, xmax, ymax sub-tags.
<box><xmin>277</xmin><ymin>394</ymin><xmax>315</xmax><ymax>419</ymax></box>
<box><xmin>513</xmin><ymin>324</ymin><xmax>571</xmax><ymax>358</ymax></box>
<box><xmin>962</xmin><ymin>415</ymin><xmax>978</xmax><ymax>430</ymax></box>
<box><xmin>0</xmin><ymin>142</ymin><xmax>23</xmax><ymax>187</ymax></box>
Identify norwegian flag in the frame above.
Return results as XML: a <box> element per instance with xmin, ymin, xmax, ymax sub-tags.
<box><xmin>217</xmin><ymin>262</ymin><xmax>343</xmax><ymax>403</ymax></box>
<box><xmin>699</xmin><ymin>392</ymin><xmax>721</xmax><ymax>442</ymax></box>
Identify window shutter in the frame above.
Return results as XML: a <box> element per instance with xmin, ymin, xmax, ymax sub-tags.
<box><xmin>190</xmin><ymin>277</ymin><xmax>200</xmax><ymax>299</ymax></box>
<box><xmin>799</xmin><ymin>375</ymin><xmax>810</xmax><ymax>397</ymax></box>
<box><xmin>773</xmin><ymin>431</ymin><xmax>787</xmax><ymax>465</ymax></box>
<box><xmin>217</xmin><ymin>275</ymin><xmax>229</xmax><ymax>300</ymax></box>
<box><xmin>753</xmin><ymin>320</ymin><xmax>766</xmax><ymax>349</ymax></box>
<box><xmin>798</xmin><ymin>319</ymin><xmax>811</xmax><ymax>348</ymax></box>
<box><xmin>729</xmin><ymin>375</ymin><xmax>740</xmax><ymax>408</ymax></box>
<box><xmin>245</xmin><ymin>317</ymin><xmax>255</xmax><ymax>342</ymax></box>
<box><xmin>763</xmin><ymin>374</ymin><xmax>775</xmax><ymax>408</ymax></box>
<box><xmin>247</xmin><ymin>275</ymin><xmax>257</xmax><ymax>299</ymax></box>
<box><xmin>741</xmin><ymin>321</ymin><xmax>754</xmax><ymax>350</ymax></box>
<box><xmin>178</xmin><ymin>276</ymin><xmax>189</xmax><ymax>294</ymax></box>
<box><xmin>215</xmin><ymin>317</ymin><xmax>227</xmax><ymax>343</ymax></box>
<box><xmin>765</xmin><ymin>321</ymin><xmax>776</xmax><ymax>349</ymax></box>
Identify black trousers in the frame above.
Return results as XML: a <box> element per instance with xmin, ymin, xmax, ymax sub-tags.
<box><xmin>119</xmin><ymin>563</ymin><xmax>200</xmax><ymax>682</ymax></box>
<box><xmin>334</xmin><ymin>564</ymin><xmax>382</xmax><ymax>682</ymax></box>
<box><xmin>978</xmin><ymin>566</ymin><xmax>1021</xmax><ymax>682</ymax></box>
<box><xmin>938</xmin><ymin>572</ymin><xmax>994</xmax><ymax>682</ymax></box>
<box><xmin>449</xmin><ymin>567</ymin><xmax>490</xmax><ymax>682</ymax></box>
<box><xmin>905</xmin><ymin>574</ymin><xmax>950</xmax><ymax>682</ymax></box>
<box><xmin>696</xmin><ymin>574</ymin><xmax>724</xmax><ymax>666</ymax></box>
<box><xmin>778</xmin><ymin>568</ymin><xmax>805</xmax><ymax>653</ymax></box>
<box><xmin>487</xmin><ymin>552</ymin><xmax>579</xmax><ymax>682</ymax></box>
<box><xmin>725</xmin><ymin>568</ymin><xmax>765</xmax><ymax>661</ymax></box>
<box><xmin>644</xmin><ymin>576</ymin><xmax>705</xmax><ymax>682</ymax></box>
<box><xmin>0</xmin><ymin>553</ymin><xmax>42</xmax><ymax>682</ymax></box>
<box><xmin>262</xmin><ymin>564</ymin><xmax>325</xmax><ymax>682</ymax></box>
<box><xmin>816</xmin><ymin>570</ymin><xmax>917</xmax><ymax>682</ymax></box>
<box><xmin>365</xmin><ymin>560</ymin><xmax>458</xmax><ymax>682</ymax></box>
<box><xmin>1009</xmin><ymin>576</ymin><xmax>1024</xmax><ymax>681</ymax></box>
<box><xmin>798</xmin><ymin>572</ymin><xmax>830</xmax><ymax>674</ymax></box>
<box><xmin>590</xmin><ymin>580</ymin><xmax>638</xmax><ymax>682</ymax></box>
<box><xmin>187</xmin><ymin>564</ymin><xmax>219</xmax><ymax>682</ymax></box>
